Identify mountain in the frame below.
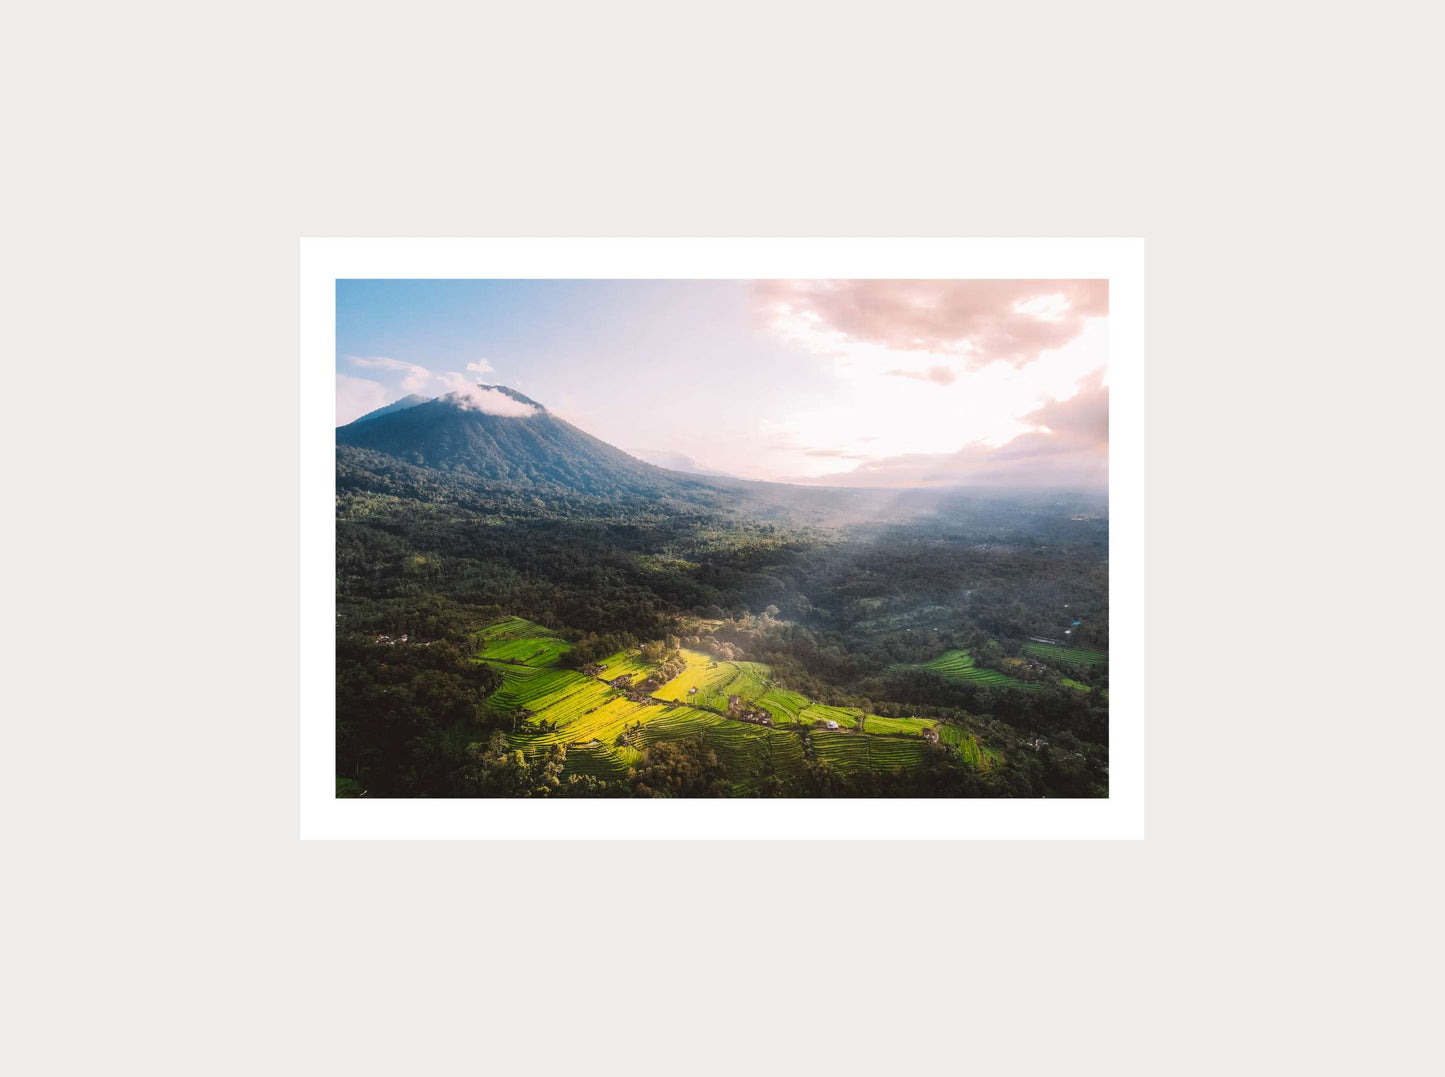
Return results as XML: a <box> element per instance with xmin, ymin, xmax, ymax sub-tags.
<box><xmin>347</xmin><ymin>394</ymin><xmax>431</xmax><ymax>426</ymax></box>
<box><xmin>336</xmin><ymin>385</ymin><xmax>696</xmax><ymax>496</ymax></box>
<box><xmin>626</xmin><ymin>448</ymin><xmax>736</xmax><ymax>477</ymax></box>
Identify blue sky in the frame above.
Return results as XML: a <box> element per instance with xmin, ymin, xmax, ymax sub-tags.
<box><xmin>336</xmin><ymin>279</ymin><xmax>1109</xmax><ymax>486</ymax></box>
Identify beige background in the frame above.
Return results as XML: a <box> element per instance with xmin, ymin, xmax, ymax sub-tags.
<box><xmin>5</xmin><ymin>1</ymin><xmax>1438</xmax><ymax>1074</ymax></box>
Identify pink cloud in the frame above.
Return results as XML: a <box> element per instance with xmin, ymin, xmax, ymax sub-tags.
<box><xmin>885</xmin><ymin>365</ymin><xmax>957</xmax><ymax>385</ymax></box>
<box><xmin>755</xmin><ymin>279</ymin><xmax>1108</xmax><ymax>371</ymax></box>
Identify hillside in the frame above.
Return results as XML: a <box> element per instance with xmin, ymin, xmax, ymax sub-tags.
<box><xmin>347</xmin><ymin>393</ymin><xmax>430</xmax><ymax>425</ymax></box>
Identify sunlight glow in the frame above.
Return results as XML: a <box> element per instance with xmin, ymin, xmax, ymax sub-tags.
<box><xmin>755</xmin><ymin>318</ymin><xmax>1108</xmax><ymax>481</ymax></box>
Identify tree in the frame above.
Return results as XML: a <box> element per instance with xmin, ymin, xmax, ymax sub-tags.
<box><xmin>631</xmin><ymin>739</ymin><xmax>729</xmax><ymax>797</ymax></box>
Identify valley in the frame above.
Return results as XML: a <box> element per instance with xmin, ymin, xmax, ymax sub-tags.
<box><xmin>335</xmin><ymin>386</ymin><xmax>1110</xmax><ymax>799</ymax></box>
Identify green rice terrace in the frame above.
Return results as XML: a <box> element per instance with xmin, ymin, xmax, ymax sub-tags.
<box><xmin>469</xmin><ymin>617</ymin><xmax>992</xmax><ymax>792</ymax></box>
<box><xmin>889</xmin><ymin>648</ymin><xmax>1039</xmax><ymax>690</ymax></box>
<box><xmin>1022</xmin><ymin>641</ymin><xmax>1109</xmax><ymax>666</ymax></box>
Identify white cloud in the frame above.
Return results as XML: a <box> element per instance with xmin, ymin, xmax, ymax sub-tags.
<box><xmin>346</xmin><ymin>355</ymin><xmax>432</xmax><ymax>393</ymax></box>
<box><xmin>434</xmin><ymin>373</ymin><xmax>539</xmax><ymax>417</ymax></box>
<box><xmin>335</xmin><ymin>374</ymin><xmax>388</xmax><ymax>426</ymax></box>
<box><xmin>342</xmin><ymin>355</ymin><xmax>536</xmax><ymax>418</ymax></box>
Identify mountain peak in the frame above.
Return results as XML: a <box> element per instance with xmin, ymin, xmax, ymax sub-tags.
<box><xmin>433</xmin><ymin>383</ymin><xmax>547</xmax><ymax>418</ymax></box>
<box><xmin>473</xmin><ymin>384</ymin><xmax>545</xmax><ymax>411</ymax></box>
<box><xmin>336</xmin><ymin>385</ymin><xmax>680</xmax><ymax>496</ymax></box>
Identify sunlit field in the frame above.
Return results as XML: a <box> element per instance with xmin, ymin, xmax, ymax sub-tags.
<box><xmin>468</xmin><ymin>618</ymin><xmax>966</xmax><ymax>793</ymax></box>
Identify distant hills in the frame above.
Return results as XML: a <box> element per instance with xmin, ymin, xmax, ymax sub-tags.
<box><xmin>335</xmin><ymin>384</ymin><xmax>1110</xmax><ymax>529</ymax></box>
<box><xmin>625</xmin><ymin>448</ymin><xmax>735</xmax><ymax>477</ymax></box>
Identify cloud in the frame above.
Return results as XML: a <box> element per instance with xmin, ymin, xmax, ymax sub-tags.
<box><xmin>1018</xmin><ymin>367</ymin><xmax>1109</xmax><ymax>451</ymax></box>
<box><xmin>341</xmin><ymin>356</ymin><xmax>535</xmax><ymax>418</ymax></box>
<box><xmin>814</xmin><ymin>369</ymin><xmax>1108</xmax><ymax>488</ymax></box>
<box><xmin>346</xmin><ymin>355</ymin><xmax>433</xmax><ymax>394</ymax></box>
<box><xmin>755</xmin><ymin>279</ymin><xmax>1108</xmax><ymax>373</ymax></box>
<box><xmin>886</xmin><ymin>365</ymin><xmax>957</xmax><ymax>386</ymax></box>
<box><xmin>434</xmin><ymin>373</ymin><xmax>540</xmax><ymax>417</ymax></box>
<box><xmin>335</xmin><ymin>374</ymin><xmax>388</xmax><ymax>426</ymax></box>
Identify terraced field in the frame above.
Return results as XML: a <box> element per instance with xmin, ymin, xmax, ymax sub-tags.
<box><xmin>866</xmin><ymin>737</ymin><xmax>929</xmax><ymax>770</ymax></box>
<box><xmin>893</xmin><ymin>649</ymin><xmax>1037</xmax><ymax>690</ymax></box>
<box><xmin>479</xmin><ymin>636</ymin><xmax>570</xmax><ymax>666</ymax></box>
<box><xmin>629</xmin><ymin>705</ymin><xmax>724</xmax><ymax>747</ymax></box>
<box><xmin>650</xmin><ymin>649</ymin><xmax>727</xmax><ymax>702</ymax></box>
<box><xmin>938</xmin><ymin>725</ymin><xmax>1000</xmax><ymax>768</ymax></box>
<box><xmin>527</xmin><ymin>680</ymin><xmax>619</xmax><ymax>729</ymax></box>
<box><xmin>483</xmin><ymin>665</ymin><xmax>578</xmax><ymax>710</ymax></box>
<box><xmin>570</xmin><ymin>699</ymin><xmax>675</xmax><ymax>745</ymax></box>
<box><xmin>473</xmin><ymin>617</ymin><xmax>992</xmax><ymax>787</ymax></box>
<box><xmin>702</xmin><ymin>724</ymin><xmax>808</xmax><ymax>790</ymax></box>
<box><xmin>652</xmin><ymin>650</ymin><xmax>771</xmax><ymax>712</ymax></box>
<box><xmin>811</xmin><ymin>730</ymin><xmax>933</xmax><ymax>772</ymax></box>
<box><xmin>798</xmin><ymin>702</ymin><xmax>860</xmax><ymax>729</ymax></box>
<box><xmin>715</xmin><ymin>663</ymin><xmax>770</xmax><ymax>709</ymax></box>
<box><xmin>757</xmin><ymin>686</ymin><xmax>810</xmax><ymax>723</ymax></box>
<box><xmin>859</xmin><ymin>713</ymin><xmax>939</xmax><ymax>737</ymax></box>
<box><xmin>1023</xmin><ymin>642</ymin><xmax>1107</xmax><ymax>666</ymax></box>
<box><xmin>596</xmin><ymin>650</ymin><xmax>661</xmax><ymax>683</ymax></box>
<box><xmin>810</xmin><ymin>731</ymin><xmax>872</xmax><ymax>769</ymax></box>
<box><xmin>476</xmin><ymin>616</ymin><xmax>572</xmax><ymax>666</ymax></box>
<box><xmin>561</xmin><ymin>743</ymin><xmax>643</xmax><ymax>780</ymax></box>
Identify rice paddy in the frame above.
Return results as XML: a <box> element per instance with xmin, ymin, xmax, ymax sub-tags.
<box><xmin>652</xmin><ymin>650</ymin><xmax>770</xmax><ymax>711</ymax></box>
<box><xmin>757</xmin><ymin>686</ymin><xmax>810</xmax><ymax>722</ymax></box>
<box><xmin>596</xmin><ymin>650</ymin><xmax>661</xmax><ymax>682</ymax></box>
<box><xmin>560</xmin><ymin>743</ymin><xmax>640</xmax><ymax>780</ymax></box>
<box><xmin>475</xmin><ymin>616</ymin><xmax>572</xmax><ymax>666</ymax></box>
<box><xmin>525</xmin><ymin>680</ymin><xmax>618</xmax><ymax>728</ymax></box>
<box><xmin>483</xmin><ymin>665</ymin><xmax>581</xmax><ymax>710</ymax></box>
<box><xmin>810</xmin><ymin>731</ymin><xmax>872</xmax><ymax>769</ymax></box>
<box><xmin>938</xmin><ymin>724</ymin><xmax>1000</xmax><ymax>768</ymax></box>
<box><xmin>473</xmin><ymin>616</ymin><xmax>996</xmax><ymax>785</ymax></box>
<box><xmin>1022</xmin><ymin>642</ymin><xmax>1108</xmax><ymax>666</ymax></box>
<box><xmin>629</xmin><ymin>705</ymin><xmax>724</xmax><ymax>747</ymax></box>
<box><xmin>858</xmin><ymin>713</ymin><xmax>939</xmax><ymax>736</ymax></box>
<box><xmin>892</xmin><ymin>649</ymin><xmax>1038</xmax><ymax>690</ymax></box>
<box><xmin>797</xmin><ymin>702</ymin><xmax>860</xmax><ymax>729</ymax></box>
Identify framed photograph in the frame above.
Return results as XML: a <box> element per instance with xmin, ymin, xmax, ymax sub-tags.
<box><xmin>301</xmin><ymin>238</ymin><xmax>1143</xmax><ymax>838</ymax></box>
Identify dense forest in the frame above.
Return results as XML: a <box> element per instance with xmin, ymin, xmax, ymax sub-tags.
<box><xmin>336</xmin><ymin>392</ymin><xmax>1109</xmax><ymax>799</ymax></box>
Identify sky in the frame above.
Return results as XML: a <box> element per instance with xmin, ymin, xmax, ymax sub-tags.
<box><xmin>336</xmin><ymin>279</ymin><xmax>1108</xmax><ymax>487</ymax></box>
